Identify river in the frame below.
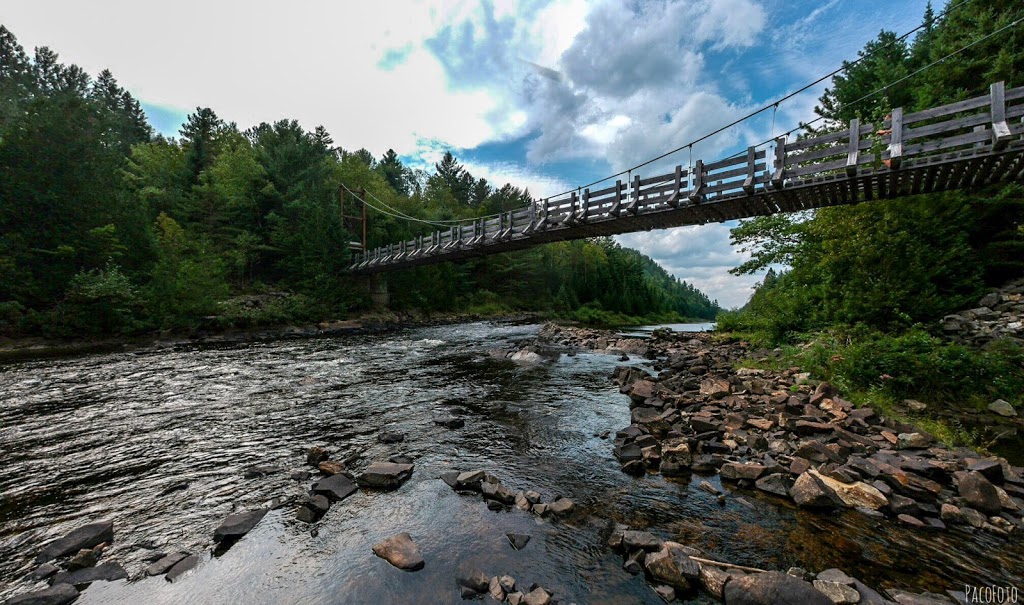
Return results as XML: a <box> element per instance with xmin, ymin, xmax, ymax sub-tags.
<box><xmin>0</xmin><ymin>321</ymin><xmax>1020</xmax><ymax>603</ymax></box>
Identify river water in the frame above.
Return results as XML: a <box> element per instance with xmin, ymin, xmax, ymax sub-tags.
<box><xmin>0</xmin><ymin>321</ymin><xmax>1020</xmax><ymax>604</ymax></box>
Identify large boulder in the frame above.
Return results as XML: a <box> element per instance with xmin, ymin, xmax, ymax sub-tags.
<box><xmin>312</xmin><ymin>473</ymin><xmax>358</xmax><ymax>501</ymax></box>
<box><xmin>723</xmin><ymin>571</ymin><xmax>833</xmax><ymax>605</ymax></box>
<box><xmin>357</xmin><ymin>461</ymin><xmax>414</xmax><ymax>489</ymax></box>
<box><xmin>35</xmin><ymin>521</ymin><xmax>114</xmax><ymax>563</ymax></box>
<box><xmin>644</xmin><ymin>541</ymin><xmax>700</xmax><ymax>589</ymax></box>
<box><xmin>810</xmin><ymin>470</ymin><xmax>888</xmax><ymax>510</ymax></box>
<box><xmin>790</xmin><ymin>473</ymin><xmax>838</xmax><ymax>509</ymax></box>
<box><xmin>372</xmin><ymin>532</ymin><xmax>425</xmax><ymax>571</ymax></box>
<box><xmin>213</xmin><ymin>509</ymin><xmax>268</xmax><ymax>542</ymax></box>
<box><xmin>4</xmin><ymin>584</ymin><xmax>79</xmax><ymax>605</ymax></box>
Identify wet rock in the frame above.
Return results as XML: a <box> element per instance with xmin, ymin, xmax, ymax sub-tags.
<box><xmin>312</xmin><ymin>473</ymin><xmax>358</xmax><ymax>501</ymax></box>
<box><xmin>700</xmin><ymin>377</ymin><xmax>731</xmax><ymax>398</ymax></box>
<box><xmin>213</xmin><ymin>509</ymin><xmax>268</xmax><ymax>542</ymax></box>
<box><xmin>317</xmin><ymin>460</ymin><xmax>346</xmax><ymax>475</ymax></box>
<box><xmin>29</xmin><ymin>563</ymin><xmax>59</xmax><ymax>581</ymax></box>
<box><xmin>67</xmin><ymin>546</ymin><xmax>101</xmax><ymax>571</ymax></box>
<box><xmin>486</xmin><ymin>499</ymin><xmax>504</xmax><ymax>511</ymax></box>
<box><xmin>813</xmin><ymin>580</ymin><xmax>861</xmax><ymax>604</ymax></box>
<box><xmin>296</xmin><ymin>506</ymin><xmax>318</xmax><ymax>524</ymax></box>
<box><xmin>439</xmin><ymin>471</ymin><xmax>460</xmax><ymax>488</ymax></box>
<box><xmin>489</xmin><ymin>576</ymin><xmax>506</xmax><ymax>601</ymax></box>
<box><xmin>434</xmin><ymin>416</ymin><xmax>465</xmax><ymax>429</ymax></box>
<box><xmin>644</xmin><ymin>542</ymin><xmax>699</xmax><ymax>589</ymax></box>
<box><xmin>500</xmin><ymin>575</ymin><xmax>517</xmax><ymax>592</ymax></box>
<box><xmin>145</xmin><ymin>551</ymin><xmax>188</xmax><ymax>576</ymax></box>
<box><xmin>654</xmin><ymin>585</ymin><xmax>676</xmax><ymax>602</ymax></box>
<box><xmin>853</xmin><ymin>580</ymin><xmax>892</xmax><ymax>605</ymax></box>
<box><xmin>51</xmin><ymin>561</ymin><xmax>128</xmax><ymax>587</ymax></box>
<box><xmin>515</xmin><ymin>492</ymin><xmax>532</xmax><ymax>511</ymax></box>
<box><xmin>966</xmin><ymin>459</ymin><xmax>1003</xmax><ymax>484</ymax></box>
<box><xmin>622</xmin><ymin>530</ymin><xmax>662</xmax><ymax>551</ymax></box>
<box><xmin>165</xmin><ymin>555</ymin><xmax>200</xmax><ymax>582</ymax></box>
<box><xmin>791</xmin><ymin>472</ymin><xmax>839</xmax><ymax>509</ymax></box>
<box><xmin>243</xmin><ymin>465</ymin><xmax>282</xmax><ymax>478</ymax></box>
<box><xmin>378</xmin><ymin>430</ymin><xmax>405</xmax><ymax>443</ymax></box>
<box><xmin>523</xmin><ymin>587</ymin><xmax>552</xmax><ymax>605</ymax></box>
<box><xmin>306</xmin><ymin>446</ymin><xmax>329</xmax><ymax>466</ymax></box>
<box><xmin>988</xmin><ymin>399</ymin><xmax>1017</xmax><ymax>417</ymax></box>
<box><xmin>357</xmin><ymin>461</ymin><xmax>414</xmax><ymax>489</ymax></box>
<box><xmin>455</xmin><ymin>470</ymin><xmax>486</xmax><ymax>490</ymax></box>
<box><xmin>35</xmin><ymin>520</ymin><xmax>114</xmax><ymax>563</ymax></box>
<box><xmin>622</xmin><ymin>460</ymin><xmax>646</xmax><ymax>475</ymax></box>
<box><xmin>887</xmin><ymin>589</ymin><xmax>956</xmax><ymax>604</ymax></box>
<box><xmin>507</xmin><ymin>533</ymin><xmax>531</xmax><ymax>550</ymax></box>
<box><xmin>699</xmin><ymin>481</ymin><xmax>721</xmax><ymax>495</ymax></box>
<box><xmin>289</xmin><ymin>470</ymin><xmax>311</xmax><ymax>481</ymax></box>
<box><xmin>372</xmin><ymin>532</ymin><xmax>424</xmax><ymax>571</ymax></box>
<box><xmin>623</xmin><ymin>550</ymin><xmax>645</xmax><ymax>575</ymax></box>
<box><xmin>481</xmin><ymin>479</ymin><xmax>516</xmax><ymax>504</ymax></box>
<box><xmin>457</xmin><ymin>569</ymin><xmax>490</xmax><ymax>593</ymax></box>
<box><xmin>721</xmin><ymin>463</ymin><xmax>767</xmax><ymax>481</ymax></box>
<box><xmin>957</xmin><ymin>471</ymin><xmax>1003</xmax><ymax>515</ymax></box>
<box><xmin>810</xmin><ymin>470</ymin><xmax>888</xmax><ymax>510</ymax></box>
<box><xmin>507</xmin><ymin>591</ymin><xmax>525</xmax><ymax>604</ymax></box>
<box><xmin>755</xmin><ymin>473</ymin><xmax>791</xmax><ymax>497</ymax></box>
<box><xmin>723</xmin><ymin>571</ymin><xmax>833</xmax><ymax>605</ymax></box>
<box><xmin>4</xmin><ymin>584</ymin><xmax>78</xmax><ymax>605</ymax></box>
<box><xmin>548</xmin><ymin>497</ymin><xmax>575</xmax><ymax>515</ymax></box>
<box><xmin>897</xmin><ymin>514</ymin><xmax>926</xmax><ymax>528</ymax></box>
<box><xmin>699</xmin><ymin>564</ymin><xmax>731</xmax><ymax>599</ymax></box>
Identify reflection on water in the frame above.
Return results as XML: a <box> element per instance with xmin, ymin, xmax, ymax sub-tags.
<box><xmin>0</xmin><ymin>322</ymin><xmax>1019</xmax><ymax>604</ymax></box>
<box><xmin>616</xmin><ymin>323</ymin><xmax>717</xmax><ymax>339</ymax></box>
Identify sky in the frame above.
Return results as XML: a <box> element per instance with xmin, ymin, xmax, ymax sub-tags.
<box><xmin>2</xmin><ymin>0</ymin><xmax>934</xmax><ymax>308</ymax></box>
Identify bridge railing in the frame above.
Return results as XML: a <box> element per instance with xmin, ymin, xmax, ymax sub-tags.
<box><xmin>352</xmin><ymin>82</ymin><xmax>1024</xmax><ymax>270</ymax></box>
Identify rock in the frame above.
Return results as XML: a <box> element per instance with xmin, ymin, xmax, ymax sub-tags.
<box><xmin>548</xmin><ymin>497</ymin><xmax>575</xmax><ymax>515</ymax></box>
<box><xmin>317</xmin><ymin>460</ymin><xmax>346</xmax><ymax>475</ymax></box>
<box><xmin>213</xmin><ymin>509</ymin><xmax>268</xmax><ymax>542</ymax></box>
<box><xmin>897</xmin><ymin>514</ymin><xmax>926</xmax><ymax>528</ymax></box>
<box><xmin>507</xmin><ymin>533</ymin><xmax>531</xmax><ymax>550</ymax></box>
<box><xmin>486</xmin><ymin>499</ymin><xmax>504</xmax><ymax>511</ymax></box>
<box><xmin>489</xmin><ymin>576</ymin><xmax>506</xmax><ymax>601</ymax></box>
<box><xmin>939</xmin><ymin>503</ymin><xmax>961</xmax><ymax>522</ymax></box>
<box><xmin>966</xmin><ymin>459</ymin><xmax>1004</xmax><ymax>484</ymax></box>
<box><xmin>306</xmin><ymin>446</ymin><xmax>329</xmax><ymax>466</ymax></box>
<box><xmin>813</xmin><ymin>580</ymin><xmax>861</xmax><ymax>604</ymax></box>
<box><xmin>816</xmin><ymin>569</ymin><xmax>855</xmax><ymax>585</ymax></box>
<box><xmin>312</xmin><ymin>473</ymin><xmax>358</xmax><ymax>501</ymax></box>
<box><xmin>499</xmin><ymin>575</ymin><xmax>517</xmax><ymax>592</ymax></box>
<box><xmin>481</xmin><ymin>480</ymin><xmax>516</xmax><ymax>504</ymax></box>
<box><xmin>67</xmin><ymin>547</ymin><xmax>101</xmax><ymax>571</ymax></box>
<box><xmin>296</xmin><ymin>506</ymin><xmax>318</xmax><ymax>523</ymax></box>
<box><xmin>435</xmin><ymin>416</ymin><xmax>465</xmax><ymax>429</ymax></box>
<box><xmin>457</xmin><ymin>569</ymin><xmax>490</xmax><ymax>593</ymax></box>
<box><xmin>721</xmin><ymin>463</ymin><xmax>767</xmax><ymax>481</ymax></box>
<box><xmin>243</xmin><ymin>465</ymin><xmax>282</xmax><ymax>478</ymax></box>
<box><xmin>957</xmin><ymin>472</ymin><xmax>1003</xmax><ymax>515</ymax></box>
<box><xmin>515</xmin><ymin>492</ymin><xmax>532</xmax><ymax>511</ymax></box>
<box><xmin>810</xmin><ymin>470</ymin><xmax>888</xmax><ymax>510</ymax></box>
<box><xmin>372</xmin><ymin>532</ymin><xmax>424</xmax><ymax>571</ymax></box>
<box><xmin>523</xmin><ymin>587</ymin><xmax>552</xmax><ymax>605</ymax></box>
<box><xmin>146</xmin><ymin>551</ymin><xmax>188</xmax><ymax>576</ymax></box>
<box><xmin>29</xmin><ymin>563</ymin><xmax>59</xmax><ymax>581</ymax></box>
<box><xmin>897</xmin><ymin>433</ymin><xmax>931</xmax><ymax>450</ymax></box>
<box><xmin>723</xmin><ymin>571</ymin><xmax>833</xmax><ymax>605</ymax></box>
<box><xmin>622</xmin><ymin>460</ymin><xmax>646</xmax><ymax>475</ymax></box>
<box><xmin>622</xmin><ymin>530</ymin><xmax>662</xmax><ymax>551</ymax></box>
<box><xmin>623</xmin><ymin>550</ymin><xmax>645</xmax><ymax>575</ymax></box>
<box><xmin>904</xmin><ymin>399</ymin><xmax>928</xmax><ymax>413</ymax></box>
<box><xmin>439</xmin><ymin>471</ymin><xmax>460</xmax><ymax>488</ymax></box>
<box><xmin>455</xmin><ymin>470</ymin><xmax>486</xmax><ymax>490</ymax></box>
<box><xmin>791</xmin><ymin>472</ymin><xmax>838</xmax><ymax>509</ymax></box>
<box><xmin>35</xmin><ymin>521</ymin><xmax>114</xmax><ymax>563</ymax></box>
<box><xmin>165</xmin><ymin>555</ymin><xmax>200</xmax><ymax>582</ymax></box>
<box><xmin>699</xmin><ymin>564</ymin><xmax>731</xmax><ymax>599</ymax></box>
<box><xmin>356</xmin><ymin>461</ymin><xmax>414</xmax><ymax>489</ymax></box>
<box><xmin>989</xmin><ymin>399</ymin><xmax>1017</xmax><ymax>417</ymax></box>
<box><xmin>644</xmin><ymin>542</ymin><xmax>699</xmax><ymax>589</ymax></box>
<box><xmin>755</xmin><ymin>473</ymin><xmax>791</xmax><ymax>497</ymax></box>
<box><xmin>654</xmin><ymin>585</ymin><xmax>676</xmax><ymax>602</ymax></box>
<box><xmin>378</xmin><ymin>430</ymin><xmax>405</xmax><ymax>443</ymax></box>
<box><xmin>51</xmin><ymin>561</ymin><xmax>128</xmax><ymax>587</ymax></box>
<box><xmin>507</xmin><ymin>592</ymin><xmax>525</xmax><ymax>605</ymax></box>
<box><xmin>699</xmin><ymin>481</ymin><xmax>722</xmax><ymax>496</ymax></box>
<box><xmin>4</xmin><ymin>584</ymin><xmax>78</xmax><ymax>605</ymax></box>
<box><xmin>700</xmin><ymin>377</ymin><xmax>731</xmax><ymax>398</ymax></box>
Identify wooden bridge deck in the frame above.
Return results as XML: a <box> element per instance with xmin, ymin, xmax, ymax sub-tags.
<box><xmin>350</xmin><ymin>83</ymin><xmax>1024</xmax><ymax>274</ymax></box>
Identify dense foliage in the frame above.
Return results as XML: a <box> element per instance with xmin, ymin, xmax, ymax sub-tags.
<box><xmin>0</xmin><ymin>26</ymin><xmax>718</xmax><ymax>337</ymax></box>
<box><xmin>723</xmin><ymin>0</ymin><xmax>1024</xmax><ymax>340</ymax></box>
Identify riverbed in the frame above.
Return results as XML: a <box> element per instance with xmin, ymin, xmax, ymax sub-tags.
<box><xmin>1</xmin><ymin>321</ymin><xmax>1020</xmax><ymax>603</ymax></box>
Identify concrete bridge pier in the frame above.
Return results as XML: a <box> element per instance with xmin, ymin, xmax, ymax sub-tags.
<box><xmin>366</xmin><ymin>274</ymin><xmax>389</xmax><ymax>307</ymax></box>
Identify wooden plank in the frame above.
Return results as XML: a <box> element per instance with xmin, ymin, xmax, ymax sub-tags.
<box><xmin>902</xmin><ymin>128</ymin><xmax>992</xmax><ymax>155</ymax></box>
<box><xmin>904</xmin><ymin>112</ymin><xmax>990</xmax><ymax>141</ymax></box>
<box><xmin>703</xmin><ymin>153</ymin><xmax>750</xmax><ymax>172</ymax></box>
<box><xmin>846</xmin><ymin>118</ymin><xmax>860</xmax><ymax>176</ymax></box>
<box><xmin>888</xmin><ymin>107</ymin><xmax>903</xmax><ymax>170</ymax></box>
<box><xmin>785</xmin><ymin>144</ymin><xmax>848</xmax><ymax>166</ymax></box>
<box><xmin>771</xmin><ymin>136</ymin><xmax>786</xmax><ymax>187</ymax></box>
<box><xmin>992</xmin><ymin>81</ymin><xmax>1012</xmax><ymax>149</ymax></box>
<box><xmin>787</xmin><ymin>158</ymin><xmax>848</xmax><ymax>179</ymax></box>
<box><xmin>786</xmin><ymin>128</ymin><xmax>853</xmax><ymax>152</ymax></box>
<box><xmin>903</xmin><ymin>95</ymin><xmax>991</xmax><ymax>125</ymax></box>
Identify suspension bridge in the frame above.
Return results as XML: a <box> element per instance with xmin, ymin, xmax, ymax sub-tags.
<box><xmin>348</xmin><ymin>82</ymin><xmax>1024</xmax><ymax>274</ymax></box>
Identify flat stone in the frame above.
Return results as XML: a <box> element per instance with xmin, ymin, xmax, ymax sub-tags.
<box><xmin>51</xmin><ymin>561</ymin><xmax>128</xmax><ymax>587</ymax></box>
<box><xmin>724</xmin><ymin>571</ymin><xmax>833</xmax><ymax>605</ymax></box>
<box><xmin>439</xmin><ymin>471</ymin><xmax>460</xmax><ymax>488</ymax></box>
<box><xmin>317</xmin><ymin>460</ymin><xmax>346</xmax><ymax>475</ymax></box>
<box><xmin>4</xmin><ymin>584</ymin><xmax>79</xmax><ymax>605</ymax></box>
<box><xmin>897</xmin><ymin>433</ymin><xmax>931</xmax><ymax>449</ymax></box>
<box><xmin>165</xmin><ymin>555</ymin><xmax>200</xmax><ymax>582</ymax></box>
<box><xmin>810</xmin><ymin>470</ymin><xmax>888</xmax><ymax>510</ymax></box>
<box><xmin>357</xmin><ymin>461</ymin><xmax>414</xmax><ymax>489</ymax></box>
<box><xmin>456</xmin><ymin>569</ymin><xmax>490</xmax><ymax>593</ymax></box>
<box><xmin>816</xmin><ymin>569</ymin><xmax>855</xmax><ymax>585</ymax></box>
<box><xmin>898</xmin><ymin>514</ymin><xmax>926</xmax><ymax>528</ymax></box>
<box><xmin>989</xmin><ymin>399</ymin><xmax>1017</xmax><ymax>417</ymax></box>
<box><xmin>489</xmin><ymin>576</ymin><xmax>506</xmax><ymax>601</ymax></box>
<box><xmin>213</xmin><ymin>509</ymin><xmax>268</xmax><ymax>542</ymax></box>
<box><xmin>312</xmin><ymin>473</ymin><xmax>358</xmax><ymax>501</ymax></box>
<box><xmin>813</xmin><ymin>580</ymin><xmax>861</xmax><ymax>604</ymax></box>
<box><xmin>548</xmin><ymin>497</ymin><xmax>575</xmax><ymax>515</ymax></box>
<box><xmin>721</xmin><ymin>463</ymin><xmax>768</xmax><ymax>481</ymax></box>
<box><xmin>644</xmin><ymin>542</ymin><xmax>699</xmax><ymax>589</ymax></box>
<box><xmin>35</xmin><ymin>521</ymin><xmax>114</xmax><ymax>563</ymax></box>
<box><xmin>622</xmin><ymin>530</ymin><xmax>662</xmax><ymax>551</ymax></box>
<box><xmin>499</xmin><ymin>575</ymin><xmax>516</xmax><ymax>592</ymax></box>
<box><xmin>29</xmin><ymin>563</ymin><xmax>59</xmax><ymax>582</ymax></box>
<box><xmin>755</xmin><ymin>473</ymin><xmax>791</xmax><ymax>497</ymax></box>
<box><xmin>958</xmin><ymin>471</ymin><xmax>1002</xmax><ymax>515</ymax></box>
<box><xmin>523</xmin><ymin>587</ymin><xmax>552</xmax><ymax>605</ymax></box>
<box><xmin>306</xmin><ymin>446</ymin><xmax>329</xmax><ymax>466</ymax></box>
<box><xmin>378</xmin><ymin>430</ymin><xmax>405</xmax><ymax>443</ymax></box>
<box><xmin>372</xmin><ymin>532</ymin><xmax>424</xmax><ymax>571</ymax></box>
<box><xmin>791</xmin><ymin>472</ymin><xmax>838</xmax><ymax>509</ymax></box>
<box><xmin>146</xmin><ymin>551</ymin><xmax>188</xmax><ymax>576</ymax></box>
<box><xmin>434</xmin><ymin>416</ymin><xmax>465</xmax><ymax>429</ymax></box>
<box><xmin>507</xmin><ymin>533</ymin><xmax>531</xmax><ymax>550</ymax></box>
<box><xmin>455</xmin><ymin>470</ymin><xmax>486</xmax><ymax>490</ymax></box>
<box><xmin>654</xmin><ymin>585</ymin><xmax>676</xmax><ymax>602</ymax></box>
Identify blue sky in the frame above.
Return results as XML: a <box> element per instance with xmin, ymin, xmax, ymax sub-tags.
<box><xmin>3</xmin><ymin>0</ymin><xmax>934</xmax><ymax>306</ymax></box>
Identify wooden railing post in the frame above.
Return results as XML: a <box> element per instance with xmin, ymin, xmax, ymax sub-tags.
<box><xmin>742</xmin><ymin>148</ymin><xmax>756</xmax><ymax>194</ymax></box>
<box><xmin>689</xmin><ymin>160</ymin><xmax>704</xmax><ymax>203</ymax></box>
<box><xmin>610</xmin><ymin>180</ymin><xmax>623</xmax><ymax>217</ymax></box>
<box><xmin>991</xmin><ymin>81</ymin><xmax>1012</xmax><ymax>149</ymax></box>
<box><xmin>888</xmin><ymin>107</ymin><xmax>903</xmax><ymax>170</ymax></box>
<box><xmin>568</xmin><ymin>191</ymin><xmax>578</xmax><ymax>225</ymax></box>
<box><xmin>580</xmin><ymin>189</ymin><xmax>590</xmax><ymax>222</ymax></box>
<box><xmin>771</xmin><ymin>136</ymin><xmax>786</xmax><ymax>188</ymax></box>
<box><xmin>626</xmin><ymin>174</ymin><xmax>641</xmax><ymax>214</ymax></box>
<box><xmin>846</xmin><ymin>118</ymin><xmax>860</xmax><ymax>176</ymax></box>
<box><xmin>668</xmin><ymin>165</ymin><xmax>683</xmax><ymax>207</ymax></box>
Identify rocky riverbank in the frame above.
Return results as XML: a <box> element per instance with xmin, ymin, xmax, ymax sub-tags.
<box><xmin>533</xmin><ymin>323</ymin><xmax>1024</xmax><ymax>604</ymax></box>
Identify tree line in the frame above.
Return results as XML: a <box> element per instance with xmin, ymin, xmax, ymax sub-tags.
<box><xmin>0</xmin><ymin>25</ymin><xmax>719</xmax><ymax>337</ymax></box>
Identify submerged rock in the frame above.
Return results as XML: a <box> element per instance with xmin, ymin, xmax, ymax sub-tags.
<box><xmin>145</xmin><ymin>552</ymin><xmax>189</xmax><ymax>576</ymax></box>
<box><xmin>35</xmin><ymin>521</ymin><xmax>114</xmax><ymax>563</ymax></box>
<box><xmin>5</xmin><ymin>584</ymin><xmax>79</xmax><ymax>605</ymax></box>
<box><xmin>507</xmin><ymin>533</ymin><xmax>531</xmax><ymax>550</ymax></box>
<box><xmin>51</xmin><ymin>561</ymin><xmax>128</xmax><ymax>587</ymax></box>
<box><xmin>456</xmin><ymin>568</ymin><xmax>490</xmax><ymax>593</ymax></box>
<box><xmin>165</xmin><ymin>555</ymin><xmax>200</xmax><ymax>582</ymax></box>
<box><xmin>372</xmin><ymin>532</ymin><xmax>425</xmax><ymax>571</ymax></box>
<box><xmin>312</xmin><ymin>473</ymin><xmax>358</xmax><ymax>501</ymax></box>
<box><xmin>213</xmin><ymin>509</ymin><xmax>268</xmax><ymax>542</ymax></box>
<box><xmin>723</xmin><ymin>571</ymin><xmax>833</xmax><ymax>605</ymax></box>
<box><xmin>357</xmin><ymin>461</ymin><xmax>414</xmax><ymax>489</ymax></box>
